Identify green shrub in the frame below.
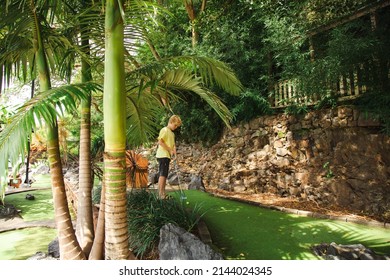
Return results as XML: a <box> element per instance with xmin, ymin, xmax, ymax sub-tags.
<box><xmin>173</xmin><ymin>98</ymin><xmax>225</xmax><ymax>146</ymax></box>
<box><xmin>353</xmin><ymin>91</ymin><xmax>390</xmax><ymax>135</ymax></box>
<box><xmin>230</xmin><ymin>90</ymin><xmax>272</xmax><ymax>123</ymax></box>
<box><xmin>126</xmin><ymin>189</ymin><xmax>204</xmax><ymax>258</ymax></box>
<box><xmin>92</xmin><ymin>187</ymin><xmax>204</xmax><ymax>258</ymax></box>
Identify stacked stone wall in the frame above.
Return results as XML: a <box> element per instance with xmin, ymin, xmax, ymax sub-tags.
<box><xmin>178</xmin><ymin>105</ymin><xmax>390</xmax><ymax>221</ymax></box>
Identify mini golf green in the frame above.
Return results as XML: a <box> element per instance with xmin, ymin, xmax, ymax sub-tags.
<box><xmin>178</xmin><ymin>190</ymin><xmax>390</xmax><ymax>260</ymax></box>
<box><xmin>0</xmin><ymin>227</ymin><xmax>57</xmax><ymax>260</ymax></box>
<box><xmin>2</xmin><ymin>183</ymin><xmax>389</xmax><ymax>260</ymax></box>
<box><xmin>0</xmin><ymin>188</ymin><xmax>57</xmax><ymax>260</ymax></box>
<box><xmin>4</xmin><ymin>189</ymin><xmax>54</xmax><ymax>221</ymax></box>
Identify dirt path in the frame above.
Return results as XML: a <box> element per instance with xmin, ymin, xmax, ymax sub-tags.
<box><xmin>4</xmin><ymin>187</ymin><xmax>51</xmax><ymax>196</ymax></box>
<box><xmin>0</xmin><ymin>217</ymin><xmax>56</xmax><ymax>233</ymax></box>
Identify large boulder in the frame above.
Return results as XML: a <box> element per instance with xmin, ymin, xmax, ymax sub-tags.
<box><xmin>187</xmin><ymin>175</ymin><xmax>205</xmax><ymax>191</ymax></box>
<box><xmin>158</xmin><ymin>223</ymin><xmax>223</xmax><ymax>260</ymax></box>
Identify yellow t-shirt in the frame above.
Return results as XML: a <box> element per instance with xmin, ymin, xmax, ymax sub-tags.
<box><xmin>156</xmin><ymin>126</ymin><xmax>175</xmax><ymax>159</ymax></box>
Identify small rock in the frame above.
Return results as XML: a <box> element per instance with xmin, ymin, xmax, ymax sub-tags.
<box><xmin>48</xmin><ymin>238</ymin><xmax>60</xmax><ymax>259</ymax></box>
<box><xmin>25</xmin><ymin>194</ymin><xmax>35</xmax><ymax>200</ymax></box>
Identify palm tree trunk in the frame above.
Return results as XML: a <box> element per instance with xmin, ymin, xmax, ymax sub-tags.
<box><xmin>24</xmin><ymin>78</ymin><xmax>35</xmax><ymax>185</ymax></box>
<box><xmin>31</xmin><ymin>0</ymin><xmax>85</xmax><ymax>260</ymax></box>
<box><xmin>89</xmin><ymin>183</ymin><xmax>105</xmax><ymax>260</ymax></box>
<box><xmin>47</xmin><ymin>123</ymin><xmax>85</xmax><ymax>260</ymax></box>
<box><xmin>76</xmin><ymin>0</ymin><xmax>95</xmax><ymax>256</ymax></box>
<box><xmin>76</xmin><ymin>80</ymin><xmax>94</xmax><ymax>256</ymax></box>
<box><xmin>103</xmin><ymin>0</ymin><xmax>129</xmax><ymax>260</ymax></box>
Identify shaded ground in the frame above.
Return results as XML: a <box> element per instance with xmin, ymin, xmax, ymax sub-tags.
<box><xmin>2</xmin><ymin>185</ymin><xmax>389</xmax><ymax>260</ymax></box>
<box><xmin>2</xmin><ymin>184</ymin><xmax>386</xmax><ymax>234</ymax></box>
<box><xmin>181</xmin><ymin>190</ymin><xmax>390</xmax><ymax>260</ymax></box>
<box><xmin>209</xmin><ymin>189</ymin><xmax>387</xmax><ymax>226</ymax></box>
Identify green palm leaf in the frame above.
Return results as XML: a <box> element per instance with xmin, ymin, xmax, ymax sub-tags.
<box><xmin>131</xmin><ymin>55</ymin><xmax>243</xmax><ymax>95</ymax></box>
<box><xmin>160</xmin><ymin>69</ymin><xmax>234</xmax><ymax>127</ymax></box>
<box><xmin>123</xmin><ymin>55</ymin><xmax>243</xmax><ymax>145</ymax></box>
<box><xmin>125</xmin><ymin>90</ymin><xmax>163</xmax><ymax>148</ymax></box>
<box><xmin>0</xmin><ymin>82</ymin><xmax>100</xmax><ymax>197</ymax></box>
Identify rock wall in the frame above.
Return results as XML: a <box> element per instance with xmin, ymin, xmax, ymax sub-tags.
<box><xmin>178</xmin><ymin>105</ymin><xmax>390</xmax><ymax>221</ymax></box>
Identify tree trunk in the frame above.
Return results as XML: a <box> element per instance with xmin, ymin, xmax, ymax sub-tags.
<box><xmin>24</xmin><ymin>79</ymin><xmax>35</xmax><ymax>185</ymax></box>
<box><xmin>183</xmin><ymin>0</ymin><xmax>207</xmax><ymax>48</ymax></box>
<box><xmin>76</xmin><ymin>0</ymin><xmax>95</xmax><ymax>256</ymax></box>
<box><xmin>47</xmin><ymin>123</ymin><xmax>85</xmax><ymax>260</ymax></box>
<box><xmin>103</xmin><ymin>0</ymin><xmax>129</xmax><ymax>260</ymax></box>
<box><xmin>89</xmin><ymin>183</ymin><xmax>105</xmax><ymax>260</ymax></box>
<box><xmin>31</xmin><ymin>0</ymin><xmax>85</xmax><ymax>260</ymax></box>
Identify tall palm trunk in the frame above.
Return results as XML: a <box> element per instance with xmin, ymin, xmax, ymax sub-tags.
<box><xmin>24</xmin><ymin>78</ymin><xmax>35</xmax><ymax>185</ymax></box>
<box><xmin>76</xmin><ymin>0</ymin><xmax>95</xmax><ymax>256</ymax></box>
<box><xmin>46</xmin><ymin>123</ymin><xmax>85</xmax><ymax>260</ymax></box>
<box><xmin>103</xmin><ymin>0</ymin><xmax>129</xmax><ymax>260</ymax></box>
<box><xmin>89</xmin><ymin>182</ymin><xmax>106</xmax><ymax>260</ymax></box>
<box><xmin>31</xmin><ymin>0</ymin><xmax>85</xmax><ymax>260</ymax></box>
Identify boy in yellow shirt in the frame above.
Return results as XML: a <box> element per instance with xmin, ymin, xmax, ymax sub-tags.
<box><xmin>156</xmin><ymin>115</ymin><xmax>182</xmax><ymax>199</ymax></box>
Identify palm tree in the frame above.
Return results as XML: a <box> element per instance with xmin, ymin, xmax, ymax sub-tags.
<box><xmin>102</xmin><ymin>0</ymin><xmax>130</xmax><ymax>260</ymax></box>
<box><xmin>62</xmin><ymin>0</ymin><xmax>97</xmax><ymax>257</ymax></box>
<box><xmin>0</xmin><ymin>0</ymin><xmax>87</xmax><ymax>259</ymax></box>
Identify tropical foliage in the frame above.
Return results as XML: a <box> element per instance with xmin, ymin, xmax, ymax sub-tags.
<box><xmin>126</xmin><ymin>189</ymin><xmax>203</xmax><ymax>258</ymax></box>
<box><xmin>0</xmin><ymin>0</ymin><xmax>388</xmax><ymax>260</ymax></box>
<box><xmin>149</xmin><ymin>0</ymin><xmax>389</xmax><ymax>137</ymax></box>
<box><xmin>0</xmin><ymin>0</ymin><xmax>243</xmax><ymax>259</ymax></box>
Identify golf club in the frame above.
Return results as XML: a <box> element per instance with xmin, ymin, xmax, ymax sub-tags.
<box><xmin>173</xmin><ymin>158</ymin><xmax>187</xmax><ymax>200</ymax></box>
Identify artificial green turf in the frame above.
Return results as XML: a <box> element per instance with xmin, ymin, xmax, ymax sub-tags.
<box><xmin>2</xmin><ymin>185</ymin><xmax>389</xmax><ymax>260</ymax></box>
<box><xmin>177</xmin><ymin>190</ymin><xmax>390</xmax><ymax>260</ymax></box>
<box><xmin>0</xmin><ymin>227</ymin><xmax>57</xmax><ymax>260</ymax></box>
<box><xmin>3</xmin><ymin>189</ymin><xmax>54</xmax><ymax>221</ymax></box>
<box><xmin>1</xmin><ymin>188</ymin><xmax>56</xmax><ymax>260</ymax></box>
<box><xmin>30</xmin><ymin>174</ymin><xmax>52</xmax><ymax>188</ymax></box>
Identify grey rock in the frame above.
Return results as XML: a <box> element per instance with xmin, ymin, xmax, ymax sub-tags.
<box><xmin>25</xmin><ymin>194</ymin><xmax>35</xmax><ymax>200</ymax></box>
<box><xmin>149</xmin><ymin>172</ymin><xmax>159</xmax><ymax>185</ymax></box>
<box><xmin>312</xmin><ymin>242</ymin><xmax>390</xmax><ymax>260</ymax></box>
<box><xmin>48</xmin><ymin>238</ymin><xmax>60</xmax><ymax>259</ymax></box>
<box><xmin>159</xmin><ymin>223</ymin><xmax>223</xmax><ymax>260</ymax></box>
<box><xmin>187</xmin><ymin>175</ymin><xmax>205</xmax><ymax>191</ymax></box>
<box><xmin>27</xmin><ymin>252</ymin><xmax>58</xmax><ymax>260</ymax></box>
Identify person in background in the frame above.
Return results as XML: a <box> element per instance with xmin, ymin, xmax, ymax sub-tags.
<box><xmin>156</xmin><ymin>115</ymin><xmax>182</xmax><ymax>199</ymax></box>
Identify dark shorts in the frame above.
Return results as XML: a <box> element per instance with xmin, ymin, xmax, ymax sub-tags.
<box><xmin>157</xmin><ymin>158</ymin><xmax>170</xmax><ymax>178</ymax></box>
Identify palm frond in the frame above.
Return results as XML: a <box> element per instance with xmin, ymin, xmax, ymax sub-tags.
<box><xmin>127</xmin><ymin>55</ymin><xmax>243</xmax><ymax>96</ymax></box>
<box><xmin>0</xmin><ymin>4</ymin><xmax>36</xmax><ymax>90</ymax></box>
<box><xmin>125</xmin><ymin>55</ymin><xmax>241</xmax><ymax>129</ymax></box>
<box><xmin>188</xmin><ymin>56</ymin><xmax>243</xmax><ymax>95</ymax></box>
<box><xmin>160</xmin><ymin>69</ymin><xmax>234</xmax><ymax>127</ymax></box>
<box><xmin>0</xmin><ymin>82</ymin><xmax>101</xmax><ymax>189</ymax></box>
<box><xmin>125</xmin><ymin>88</ymin><xmax>163</xmax><ymax>148</ymax></box>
